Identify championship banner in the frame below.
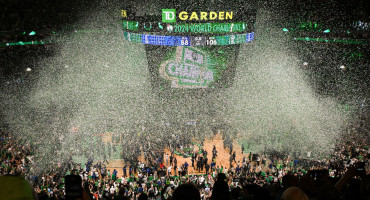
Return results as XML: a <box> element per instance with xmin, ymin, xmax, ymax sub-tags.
<box><xmin>145</xmin><ymin>45</ymin><xmax>239</xmax><ymax>89</ymax></box>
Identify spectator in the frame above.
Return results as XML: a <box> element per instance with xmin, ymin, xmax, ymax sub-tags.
<box><xmin>172</xmin><ymin>183</ymin><xmax>200</xmax><ymax>200</ymax></box>
<box><xmin>211</xmin><ymin>173</ymin><xmax>231</xmax><ymax>200</ymax></box>
<box><xmin>281</xmin><ymin>187</ymin><xmax>309</xmax><ymax>200</ymax></box>
<box><xmin>0</xmin><ymin>175</ymin><xmax>36</xmax><ymax>200</ymax></box>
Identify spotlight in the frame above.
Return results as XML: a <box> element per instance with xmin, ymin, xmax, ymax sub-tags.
<box><xmin>26</xmin><ymin>67</ymin><xmax>32</xmax><ymax>72</ymax></box>
<box><xmin>340</xmin><ymin>65</ymin><xmax>345</xmax><ymax>69</ymax></box>
<box><xmin>303</xmin><ymin>62</ymin><xmax>308</xmax><ymax>66</ymax></box>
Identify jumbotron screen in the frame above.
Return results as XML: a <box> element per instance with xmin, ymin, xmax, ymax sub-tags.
<box><xmin>121</xmin><ymin>8</ymin><xmax>256</xmax><ymax>89</ymax></box>
<box><xmin>145</xmin><ymin>45</ymin><xmax>240</xmax><ymax>89</ymax></box>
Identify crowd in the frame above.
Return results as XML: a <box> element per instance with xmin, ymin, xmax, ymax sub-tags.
<box><xmin>0</xmin><ymin>116</ymin><xmax>369</xmax><ymax>200</ymax></box>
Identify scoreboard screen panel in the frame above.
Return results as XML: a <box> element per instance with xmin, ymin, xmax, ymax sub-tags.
<box><xmin>123</xmin><ymin>32</ymin><xmax>254</xmax><ymax>46</ymax></box>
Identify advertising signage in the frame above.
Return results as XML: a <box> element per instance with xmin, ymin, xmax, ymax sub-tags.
<box><xmin>162</xmin><ymin>10</ymin><xmax>235</xmax><ymax>23</ymax></box>
<box><xmin>122</xmin><ymin>21</ymin><xmax>251</xmax><ymax>34</ymax></box>
<box><xmin>121</xmin><ymin>8</ymin><xmax>256</xmax><ymax>35</ymax></box>
<box><xmin>121</xmin><ymin>8</ymin><xmax>256</xmax><ymax>22</ymax></box>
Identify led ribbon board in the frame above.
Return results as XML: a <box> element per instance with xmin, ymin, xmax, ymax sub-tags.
<box><xmin>123</xmin><ymin>32</ymin><xmax>255</xmax><ymax>46</ymax></box>
<box><xmin>122</xmin><ymin>21</ymin><xmax>251</xmax><ymax>34</ymax></box>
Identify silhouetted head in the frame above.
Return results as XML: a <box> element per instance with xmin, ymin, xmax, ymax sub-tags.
<box><xmin>211</xmin><ymin>173</ymin><xmax>231</xmax><ymax>200</ymax></box>
<box><xmin>281</xmin><ymin>187</ymin><xmax>309</xmax><ymax>200</ymax></box>
<box><xmin>172</xmin><ymin>183</ymin><xmax>200</xmax><ymax>200</ymax></box>
<box><xmin>138</xmin><ymin>192</ymin><xmax>148</xmax><ymax>200</ymax></box>
<box><xmin>317</xmin><ymin>184</ymin><xmax>340</xmax><ymax>200</ymax></box>
<box><xmin>217</xmin><ymin>173</ymin><xmax>226</xmax><ymax>182</ymax></box>
<box><xmin>0</xmin><ymin>175</ymin><xmax>36</xmax><ymax>200</ymax></box>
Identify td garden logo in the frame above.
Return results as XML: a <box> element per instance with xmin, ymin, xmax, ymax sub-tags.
<box><xmin>162</xmin><ymin>9</ymin><xmax>234</xmax><ymax>23</ymax></box>
<box><xmin>162</xmin><ymin>9</ymin><xmax>176</xmax><ymax>23</ymax></box>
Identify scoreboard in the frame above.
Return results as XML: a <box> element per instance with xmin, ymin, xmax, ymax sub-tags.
<box><xmin>123</xmin><ymin>32</ymin><xmax>255</xmax><ymax>46</ymax></box>
<box><xmin>122</xmin><ymin>8</ymin><xmax>256</xmax><ymax>89</ymax></box>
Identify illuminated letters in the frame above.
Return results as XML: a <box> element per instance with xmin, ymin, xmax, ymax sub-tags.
<box><xmin>219</xmin><ymin>12</ymin><xmax>224</xmax><ymax>20</ymax></box>
<box><xmin>121</xmin><ymin>10</ymin><xmax>127</xmax><ymax>18</ymax></box>
<box><xmin>200</xmin><ymin>12</ymin><xmax>208</xmax><ymax>20</ymax></box>
<box><xmin>162</xmin><ymin>10</ymin><xmax>235</xmax><ymax>22</ymax></box>
<box><xmin>189</xmin><ymin>12</ymin><xmax>199</xmax><ymax>20</ymax></box>
<box><xmin>162</xmin><ymin>9</ymin><xmax>176</xmax><ymax>23</ymax></box>
<box><xmin>209</xmin><ymin>12</ymin><xmax>217</xmax><ymax>20</ymax></box>
<box><xmin>164</xmin><ymin>11</ymin><xmax>175</xmax><ymax>20</ymax></box>
<box><xmin>179</xmin><ymin>11</ymin><xmax>188</xmax><ymax>20</ymax></box>
<box><xmin>225</xmin><ymin>11</ymin><xmax>233</xmax><ymax>20</ymax></box>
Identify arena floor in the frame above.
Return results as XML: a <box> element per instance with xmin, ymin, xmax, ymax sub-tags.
<box><xmin>104</xmin><ymin>134</ymin><xmax>257</xmax><ymax>178</ymax></box>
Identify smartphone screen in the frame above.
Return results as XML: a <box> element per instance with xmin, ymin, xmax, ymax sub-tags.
<box><xmin>65</xmin><ymin>175</ymin><xmax>83</xmax><ymax>200</ymax></box>
<box><xmin>357</xmin><ymin>162</ymin><xmax>366</xmax><ymax>176</ymax></box>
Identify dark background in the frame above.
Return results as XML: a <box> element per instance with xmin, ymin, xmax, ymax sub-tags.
<box><xmin>0</xmin><ymin>0</ymin><xmax>368</xmax><ymax>112</ymax></box>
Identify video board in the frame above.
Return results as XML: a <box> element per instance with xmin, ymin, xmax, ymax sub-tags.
<box><xmin>146</xmin><ymin>45</ymin><xmax>239</xmax><ymax>89</ymax></box>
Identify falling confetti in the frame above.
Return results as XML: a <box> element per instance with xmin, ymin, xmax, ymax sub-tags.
<box><xmin>0</xmin><ymin>1</ymin><xmax>358</xmax><ymax>173</ymax></box>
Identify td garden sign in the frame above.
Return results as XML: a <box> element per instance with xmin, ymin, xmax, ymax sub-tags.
<box><xmin>121</xmin><ymin>7</ymin><xmax>256</xmax><ymax>46</ymax></box>
<box><xmin>162</xmin><ymin>9</ymin><xmax>234</xmax><ymax>22</ymax></box>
